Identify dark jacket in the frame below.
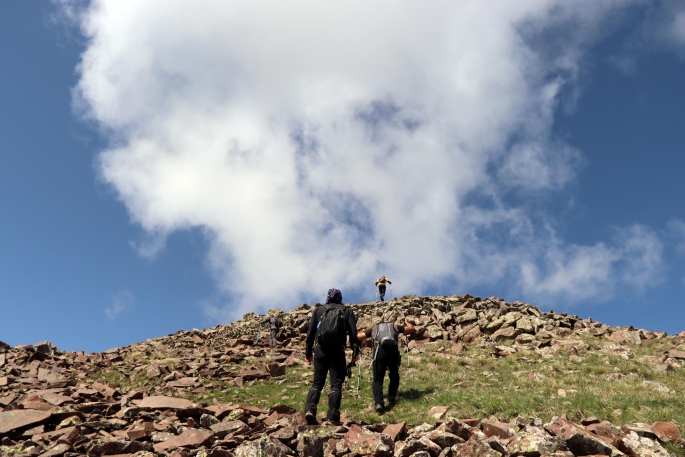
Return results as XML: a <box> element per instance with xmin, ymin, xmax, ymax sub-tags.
<box><xmin>305</xmin><ymin>305</ymin><xmax>359</xmax><ymax>358</ymax></box>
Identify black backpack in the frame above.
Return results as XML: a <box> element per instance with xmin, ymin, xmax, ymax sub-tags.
<box><xmin>372</xmin><ymin>322</ymin><xmax>398</xmax><ymax>349</ymax></box>
<box><xmin>316</xmin><ymin>304</ymin><xmax>346</xmax><ymax>347</ymax></box>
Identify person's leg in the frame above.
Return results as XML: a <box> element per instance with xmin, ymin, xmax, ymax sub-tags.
<box><xmin>371</xmin><ymin>347</ymin><xmax>388</xmax><ymax>407</ymax></box>
<box><xmin>387</xmin><ymin>349</ymin><xmax>400</xmax><ymax>406</ymax></box>
<box><xmin>269</xmin><ymin>329</ymin><xmax>277</xmax><ymax>347</ymax></box>
<box><xmin>326</xmin><ymin>349</ymin><xmax>346</xmax><ymax>422</ymax></box>
<box><xmin>379</xmin><ymin>285</ymin><xmax>386</xmax><ymax>301</ymax></box>
<box><xmin>305</xmin><ymin>347</ymin><xmax>329</xmax><ymax>419</ymax></box>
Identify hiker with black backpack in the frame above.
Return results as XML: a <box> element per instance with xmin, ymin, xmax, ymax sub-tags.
<box><xmin>304</xmin><ymin>288</ymin><xmax>360</xmax><ymax>425</ymax></box>
<box><xmin>375</xmin><ymin>276</ymin><xmax>392</xmax><ymax>302</ymax></box>
<box><xmin>357</xmin><ymin>318</ymin><xmax>415</xmax><ymax>414</ymax></box>
<box><xmin>260</xmin><ymin>310</ymin><xmax>282</xmax><ymax>348</ymax></box>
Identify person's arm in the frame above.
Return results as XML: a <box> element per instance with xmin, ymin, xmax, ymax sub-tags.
<box><xmin>305</xmin><ymin>309</ymin><xmax>319</xmax><ymax>362</ymax></box>
<box><xmin>260</xmin><ymin>317</ymin><xmax>270</xmax><ymax>325</ymax></box>
<box><xmin>402</xmin><ymin>318</ymin><xmax>415</xmax><ymax>334</ymax></box>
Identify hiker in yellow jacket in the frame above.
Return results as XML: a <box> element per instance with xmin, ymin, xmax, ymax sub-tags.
<box><xmin>375</xmin><ymin>276</ymin><xmax>392</xmax><ymax>302</ymax></box>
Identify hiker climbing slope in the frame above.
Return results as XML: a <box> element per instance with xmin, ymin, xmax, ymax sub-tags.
<box><xmin>375</xmin><ymin>276</ymin><xmax>392</xmax><ymax>302</ymax></box>
<box><xmin>358</xmin><ymin>318</ymin><xmax>415</xmax><ymax>414</ymax></box>
<box><xmin>304</xmin><ymin>288</ymin><xmax>360</xmax><ymax>425</ymax></box>
<box><xmin>260</xmin><ymin>311</ymin><xmax>282</xmax><ymax>348</ymax></box>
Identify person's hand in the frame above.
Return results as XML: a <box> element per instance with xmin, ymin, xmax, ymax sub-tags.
<box><xmin>306</xmin><ymin>355</ymin><xmax>313</xmax><ymax>365</ymax></box>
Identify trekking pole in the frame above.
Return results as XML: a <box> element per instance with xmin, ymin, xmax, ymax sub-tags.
<box><xmin>375</xmin><ymin>286</ymin><xmax>378</xmax><ymax>302</ymax></box>
<box><xmin>356</xmin><ymin>350</ymin><xmax>362</xmax><ymax>397</ymax></box>
<box><xmin>405</xmin><ymin>335</ymin><xmax>412</xmax><ymax>387</ymax></box>
<box><xmin>254</xmin><ymin>323</ymin><xmax>262</xmax><ymax>345</ymax></box>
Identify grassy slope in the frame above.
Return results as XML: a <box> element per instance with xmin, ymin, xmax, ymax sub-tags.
<box><xmin>89</xmin><ymin>334</ymin><xmax>685</xmax><ymax>437</ymax></box>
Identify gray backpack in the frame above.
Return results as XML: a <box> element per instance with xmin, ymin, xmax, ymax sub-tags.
<box><xmin>372</xmin><ymin>322</ymin><xmax>398</xmax><ymax>349</ymax></box>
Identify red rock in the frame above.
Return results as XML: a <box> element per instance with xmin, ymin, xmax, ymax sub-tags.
<box><xmin>21</xmin><ymin>401</ymin><xmax>56</xmax><ymax>412</ymax></box>
<box><xmin>39</xmin><ymin>443</ymin><xmax>72</xmax><ymax>457</ymax></box>
<box><xmin>37</xmin><ymin>368</ymin><xmax>68</xmax><ymax>384</ymax></box>
<box><xmin>0</xmin><ymin>394</ymin><xmax>16</xmax><ymax>407</ymax></box>
<box><xmin>0</xmin><ymin>409</ymin><xmax>52</xmax><ymax>434</ymax></box>
<box><xmin>40</xmin><ymin>392</ymin><xmax>74</xmax><ymax>406</ymax></box>
<box><xmin>166</xmin><ymin>377</ymin><xmax>198</xmax><ymax>388</ymax></box>
<box><xmin>344</xmin><ymin>424</ymin><xmax>394</xmax><ymax>456</ymax></box>
<box><xmin>267</xmin><ymin>362</ymin><xmax>286</xmax><ymax>377</ymax></box>
<box><xmin>383</xmin><ymin>422</ymin><xmax>406</xmax><ymax>442</ymax></box>
<box><xmin>481</xmin><ymin>420</ymin><xmax>515</xmax><ymax>439</ymax></box>
<box><xmin>153</xmin><ymin>429</ymin><xmax>214</xmax><ymax>452</ymax></box>
<box><xmin>138</xmin><ymin>395</ymin><xmax>194</xmax><ymax>410</ymax></box>
<box><xmin>651</xmin><ymin>421</ymin><xmax>680</xmax><ymax>443</ymax></box>
<box><xmin>545</xmin><ymin>417</ymin><xmax>621</xmax><ymax>456</ymax></box>
<box><xmin>0</xmin><ymin>377</ymin><xmax>7</xmax><ymax>387</ymax></box>
<box><xmin>460</xmin><ymin>418</ymin><xmax>480</xmax><ymax>427</ymax></box>
<box><xmin>586</xmin><ymin>421</ymin><xmax>621</xmax><ymax>446</ymax></box>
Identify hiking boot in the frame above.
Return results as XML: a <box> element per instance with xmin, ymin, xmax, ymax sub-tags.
<box><xmin>305</xmin><ymin>411</ymin><xmax>318</xmax><ymax>425</ymax></box>
<box><xmin>388</xmin><ymin>396</ymin><xmax>396</xmax><ymax>408</ymax></box>
<box><xmin>375</xmin><ymin>403</ymin><xmax>385</xmax><ymax>415</ymax></box>
<box><xmin>323</xmin><ymin>418</ymin><xmax>341</xmax><ymax>426</ymax></box>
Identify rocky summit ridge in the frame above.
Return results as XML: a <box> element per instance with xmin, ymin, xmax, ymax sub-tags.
<box><xmin>1</xmin><ymin>293</ymin><xmax>684</xmax><ymax>457</ymax></box>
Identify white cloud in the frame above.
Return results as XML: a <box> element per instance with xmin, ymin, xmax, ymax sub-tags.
<box><xmin>64</xmin><ymin>0</ymin><xmax>662</xmax><ymax>320</ymax></box>
<box><xmin>105</xmin><ymin>290</ymin><xmax>134</xmax><ymax>320</ymax></box>
<box><xmin>668</xmin><ymin>219</ymin><xmax>685</xmax><ymax>252</ymax></box>
<box><xmin>519</xmin><ymin>225</ymin><xmax>663</xmax><ymax>302</ymax></box>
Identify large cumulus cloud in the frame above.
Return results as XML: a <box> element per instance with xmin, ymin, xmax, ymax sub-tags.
<box><xmin>65</xmin><ymin>0</ymin><xmax>662</xmax><ymax>318</ymax></box>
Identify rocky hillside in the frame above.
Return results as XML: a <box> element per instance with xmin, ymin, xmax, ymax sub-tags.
<box><xmin>1</xmin><ymin>294</ymin><xmax>684</xmax><ymax>456</ymax></box>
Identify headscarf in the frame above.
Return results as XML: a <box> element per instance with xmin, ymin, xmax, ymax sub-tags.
<box><xmin>326</xmin><ymin>288</ymin><xmax>342</xmax><ymax>305</ymax></box>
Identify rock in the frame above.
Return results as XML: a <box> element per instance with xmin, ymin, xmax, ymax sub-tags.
<box><xmin>153</xmin><ymin>429</ymin><xmax>214</xmax><ymax>452</ymax></box>
<box><xmin>424</xmin><ymin>429</ymin><xmax>462</xmax><ymax>448</ymax></box>
<box><xmin>506</xmin><ymin>425</ymin><xmax>567</xmax><ymax>456</ymax></box>
<box><xmin>234</xmin><ymin>436</ymin><xmax>294</xmax><ymax>457</ymax></box>
<box><xmin>453</xmin><ymin>436</ymin><xmax>501</xmax><ymax>457</ymax></box>
<box><xmin>383</xmin><ymin>422</ymin><xmax>406</xmax><ymax>442</ymax></box>
<box><xmin>210</xmin><ymin>420</ymin><xmax>250</xmax><ymax>439</ymax></box>
<box><xmin>617</xmin><ymin>431</ymin><xmax>671</xmax><ymax>457</ymax></box>
<box><xmin>138</xmin><ymin>395</ymin><xmax>194</xmax><ymax>410</ymax></box>
<box><xmin>481</xmin><ymin>420</ymin><xmax>515</xmax><ymax>439</ymax></box>
<box><xmin>344</xmin><ymin>424</ymin><xmax>394</xmax><ymax>456</ymax></box>
<box><xmin>544</xmin><ymin>417</ymin><xmax>622</xmax><ymax>457</ymax></box>
<box><xmin>428</xmin><ymin>406</ymin><xmax>448</xmax><ymax>420</ymax></box>
<box><xmin>0</xmin><ymin>410</ymin><xmax>52</xmax><ymax>434</ymax></box>
<box><xmin>296</xmin><ymin>426</ymin><xmax>339</xmax><ymax>457</ymax></box>
<box><xmin>641</xmin><ymin>381</ymin><xmax>672</xmax><ymax>394</ymax></box>
<box><xmin>586</xmin><ymin>421</ymin><xmax>621</xmax><ymax>446</ymax></box>
<box><xmin>651</xmin><ymin>422</ymin><xmax>680</xmax><ymax>443</ymax></box>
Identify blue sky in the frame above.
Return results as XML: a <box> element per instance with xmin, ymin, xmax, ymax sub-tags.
<box><xmin>1</xmin><ymin>1</ymin><xmax>684</xmax><ymax>352</ymax></box>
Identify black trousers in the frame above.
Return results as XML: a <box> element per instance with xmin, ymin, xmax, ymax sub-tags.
<box><xmin>378</xmin><ymin>284</ymin><xmax>386</xmax><ymax>301</ymax></box>
<box><xmin>372</xmin><ymin>345</ymin><xmax>400</xmax><ymax>406</ymax></box>
<box><xmin>268</xmin><ymin>329</ymin><xmax>278</xmax><ymax>347</ymax></box>
<box><xmin>304</xmin><ymin>345</ymin><xmax>346</xmax><ymax>421</ymax></box>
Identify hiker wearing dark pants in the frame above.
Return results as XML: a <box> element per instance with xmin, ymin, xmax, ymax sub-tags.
<box><xmin>375</xmin><ymin>276</ymin><xmax>391</xmax><ymax>301</ymax></box>
<box><xmin>260</xmin><ymin>312</ymin><xmax>282</xmax><ymax>348</ymax></box>
<box><xmin>358</xmin><ymin>318</ymin><xmax>415</xmax><ymax>414</ymax></box>
<box><xmin>371</xmin><ymin>345</ymin><xmax>400</xmax><ymax>408</ymax></box>
<box><xmin>304</xmin><ymin>288</ymin><xmax>359</xmax><ymax>425</ymax></box>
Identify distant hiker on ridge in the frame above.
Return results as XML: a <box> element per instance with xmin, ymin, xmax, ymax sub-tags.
<box><xmin>358</xmin><ymin>317</ymin><xmax>415</xmax><ymax>414</ymax></box>
<box><xmin>375</xmin><ymin>276</ymin><xmax>392</xmax><ymax>302</ymax></box>
<box><xmin>260</xmin><ymin>310</ymin><xmax>282</xmax><ymax>348</ymax></box>
<box><xmin>304</xmin><ymin>288</ymin><xmax>360</xmax><ymax>425</ymax></box>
